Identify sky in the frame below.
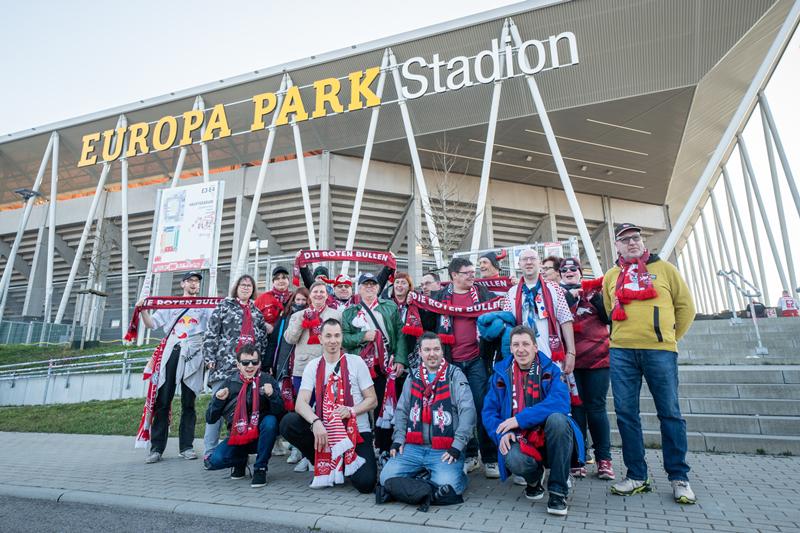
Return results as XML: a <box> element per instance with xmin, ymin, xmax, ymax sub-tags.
<box><xmin>0</xmin><ymin>0</ymin><xmax>798</xmax><ymax>309</ymax></box>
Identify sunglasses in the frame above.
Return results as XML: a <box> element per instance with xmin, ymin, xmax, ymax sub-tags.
<box><xmin>238</xmin><ymin>359</ymin><xmax>260</xmax><ymax>367</ymax></box>
<box><xmin>560</xmin><ymin>267</ymin><xmax>580</xmax><ymax>273</ymax></box>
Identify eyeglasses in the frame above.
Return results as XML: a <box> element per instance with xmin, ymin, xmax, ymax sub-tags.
<box><xmin>540</xmin><ymin>266</ymin><xmax>554</xmax><ymax>271</ymax></box>
<box><xmin>456</xmin><ymin>270</ymin><xmax>476</xmax><ymax>277</ymax></box>
<box><xmin>560</xmin><ymin>267</ymin><xmax>579</xmax><ymax>273</ymax></box>
<box><xmin>238</xmin><ymin>360</ymin><xmax>260</xmax><ymax>367</ymax></box>
<box><xmin>616</xmin><ymin>234</ymin><xmax>642</xmax><ymax>244</ymax></box>
<box><xmin>519</xmin><ymin>257</ymin><xmax>538</xmax><ymax>263</ymax></box>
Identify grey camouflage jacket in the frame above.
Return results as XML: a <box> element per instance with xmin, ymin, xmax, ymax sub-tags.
<box><xmin>202</xmin><ymin>297</ymin><xmax>269</xmax><ymax>384</ymax></box>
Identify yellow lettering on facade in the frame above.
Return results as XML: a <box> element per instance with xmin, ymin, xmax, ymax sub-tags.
<box><xmin>250</xmin><ymin>92</ymin><xmax>277</xmax><ymax>130</ymax></box>
<box><xmin>126</xmin><ymin>123</ymin><xmax>150</xmax><ymax>157</ymax></box>
<box><xmin>348</xmin><ymin>67</ymin><xmax>381</xmax><ymax>111</ymax></box>
<box><xmin>152</xmin><ymin>115</ymin><xmax>178</xmax><ymax>151</ymax></box>
<box><xmin>78</xmin><ymin>132</ymin><xmax>101</xmax><ymax>167</ymax></box>
<box><xmin>202</xmin><ymin>104</ymin><xmax>232</xmax><ymax>142</ymax></box>
<box><xmin>100</xmin><ymin>127</ymin><xmax>126</xmax><ymax>162</ymax></box>
<box><xmin>275</xmin><ymin>86</ymin><xmax>309</xmax><ymax>126</ymax></box>
<box><xmin>179</xmin><ymin>110</ymin><xmax>204</xmax><ymax>146</ymax></box>
<box><xmin>312</xmin><ymin>78</ymin><xmax>344</xmax><ymax>119</ymax></box>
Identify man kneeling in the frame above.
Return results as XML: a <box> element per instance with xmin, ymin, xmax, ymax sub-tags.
<box><xmin>279</xmin><ymin>318</ymin><xmax>378</xmax><ymax>493</ymax></box>
<box><xmin>483</xmin><ymin>325</ymin><xmax>584</xmax><ymax>517</ymax></box>
<box><xmin>204</xmin><ymin>344</ymin><xmax>285</xmax><ymax>487</ymax></box>
<box><xmin>377</xmin><ymin>332</ymin><xmax>475</xmax><ymax>509</ymax></box>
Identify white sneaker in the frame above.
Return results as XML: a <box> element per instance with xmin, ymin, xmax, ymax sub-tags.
<box><xmin>144</xmin><ymin>451</ymin><xmax>162</xmax><ymax>464</ymax></box>
<box><xmin>179</xmin><ymin>449</ymin><xmax>197</xmax><ymax>460</ymax></box>
<box><xmin>513</xmin><ymin>475</ymin><xmax>527</xmax><ymax>486</ymax></box>
<box><xmin>484</xmin><ymin>462</ymin><xmax>500</xmax><ymax>479</ymax></box>
<box><xmin>287</xmin><ymin>448</ymin><xmax>302</xmax><ymax>464</ymax></box>
<box><xmin>272</xmin><ymin>438</ymin><xmax>288</xmax><ymax>456</ymax></box>
<box><xmin>671</xmin><ymin>480</ymin><xmax>696</xmax><ymax>504</ymax></box>
<box><xmin>293</xmin><ymin>457</ymin><xmax>312</xmax><ymax>472</ymax></box>
<box><xmin>463</xmin><ymin>456</ymin><xmax>481</xmax><ymax>474</ymax></box>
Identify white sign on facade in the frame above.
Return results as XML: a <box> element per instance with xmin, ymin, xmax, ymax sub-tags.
<box><xmin>151</xmin><ymin>181</ymin><xmax>224</xmax><ymax>273</ymax></box>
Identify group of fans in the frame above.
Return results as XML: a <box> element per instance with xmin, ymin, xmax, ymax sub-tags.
<box><xmin>132</xmin><ymin>222</ymin><xmax>698</xmax><ymax>517</ymax></box>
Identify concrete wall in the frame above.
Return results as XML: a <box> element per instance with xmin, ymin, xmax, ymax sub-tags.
<box><xmin>0</xmin><ymin>372</ymin><xmax>149</xmax><ymax>406</ymax></box>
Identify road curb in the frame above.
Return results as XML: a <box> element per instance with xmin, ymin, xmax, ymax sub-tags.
<box><xmin>0</xmin><ymin>484</ymin><xmax>467</xmax><ymax>532</ymax></box>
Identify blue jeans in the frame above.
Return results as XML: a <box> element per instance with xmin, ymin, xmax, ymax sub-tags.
<box><xmin>502</xmin><ymin>413</ymin><xmax>573</xmax><ymax>496</ymax></box>
<box><xmin>206</xmin><ymin>415</ymin><xmax>279</xmax><ymax>471</ymax></box>
<box><xmin>572</xmin><ymin>368</ymin><xmax>612</xmax><ymax>462</ymax></box>
<box><xmin>452</xmin><ymin>357</ymin><xmax>497</xmax><ymax>463</ymax></box>
<box><xmin>379</xmin><ymin>444</ymin><xmax>468</xmax><ymax>495</ymax></box>
<box><xmin>203</xmin><ymin>381</ymin><xmax>225</xmax><ymax>457</ymax></box>
<box><xmin>610</xmin><ymin>348</ymin><xmax>690</xmax><ymax>482</ymax></box>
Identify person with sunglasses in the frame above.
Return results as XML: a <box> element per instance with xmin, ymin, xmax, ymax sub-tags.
<box><xmin>204</xmin><ymin>344</ymin><xmax>285</xmax><ymax>487</ymax></box>
<box><xmin>602</xmin><ymin>223</ymin><xmax>696</xmax><ymax>504</ymax></box>
<box><xmin>559</xmin><ymin>257</ymin><xmax>614</xmax><ymax>481</ymax></box>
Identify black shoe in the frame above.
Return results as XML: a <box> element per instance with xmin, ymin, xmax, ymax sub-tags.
<box><xmin>251</xmin><ymin>469</ymin><xmax>267</xmax><ymax>487</ymax></box>
<box><xmin>546</xmin><ymin>493</ymin><xmax>568</xmax><ymax>516</ymax></box>
<box><xmin>524</xmin><ymin>482</ymin><xmax>545</xmax><ymax>501</ymax></box>
<box><xmin>230</xmin><ymin>464</ymin><xmax>247</xmax><ymax>479</ymax></box>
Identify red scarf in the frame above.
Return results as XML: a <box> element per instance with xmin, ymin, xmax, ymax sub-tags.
<box><xmin>511</xmin><ymin>360</ymin><xmax>545</xmax><ymax>461</ymax></box>
<box><xmin>134</xmin><ymin>337</ymin><xmax>168</xmax><ymax>448</ymax></box>
<box><xmin>359</xmin><ymin>328</ymin><xmax>390</xmax><ymax>378</ymax></box>
<box><xmin>293</xmin><ymin>249</ymin><xmax>397</xmax><ymax>286</ymax></box>
<box><xmin>311</xmin><ymin>354</ymin><xmax>365</xmax><ymax>488</ymax></box>
<box><xmin>439</xmin><ymin>277</ymin><xmax>516</xmax><ymax>293</ymax></box>
<box><xmin>401</xmin><ymin>290</ymin><xmax>504</xmax><ymax>344</ymax></box>
<box><xmin>228</xmin><ymin>373</ymin><xmax>261</xmax><ymax>445</ymax></box>
<box><xmin>612</xmin><ymin>251</ymin><xmax>658</xmax><ymax>321</ymax></box>
<box><xmin>405</xmin><ymin>360</ymin><xmax>454</xmax><ymax>449</ymax></box>
<box><xmin>301</xmin><ymin>306</ymin><xmax>325</xmax><ymax>344</ymax></box>
<box><xmin>125</xmin><ymin>296</ymin><xmax>222</xmax><ymax>341</ymax></box>
<box><xmin>513</xmin><ymin>277</ymin><xmax>565</xmax><ymax>362</ymax></box>
<box><xmin>280</xmin><ymin>352</ymin><xmax>295</xmax><ymax>411</ymax></box>
<box><xmin>237</xmin><ymin>300</ymin><xmax>255</xmax><ymax>350</ymax></box>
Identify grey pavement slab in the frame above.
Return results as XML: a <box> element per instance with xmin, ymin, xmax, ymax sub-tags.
<box><xmin>0</xmin><ymin>431</ymin><xmax>799</xmax><ymax>532</ymax></box>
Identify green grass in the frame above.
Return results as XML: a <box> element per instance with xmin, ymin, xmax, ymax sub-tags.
<box><xmin>0</xmin><ymin>395</ymin><xmax>213</xmax><ymax>439</ymax></box>
<box><xmin>0</xmin><ymin>343</ymin><xmax>158</xmax><ymax>366</ymax></box>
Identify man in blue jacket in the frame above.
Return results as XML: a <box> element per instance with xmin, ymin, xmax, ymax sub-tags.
<box><xmin>483</xmin><ymin>325</ymin><xmax>583</xmax><ymax>517</ymax></box>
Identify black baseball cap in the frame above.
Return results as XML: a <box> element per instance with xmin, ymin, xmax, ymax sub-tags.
<box><xmin>614</xmin><ymin>223</ymin><xmax>642</xmax><ymax>239</ymax></box>
<box><xmin>358</xmin><ymin>272</ymin><xmax>379</xmax><ymax>284</ymax></box>
<box><xmin>272</xmin><ymin>265</ymin><xmax>290</xmax><ymax>279</ymax></box>
<box><xmin>560</xmin><ymin>257</ymin><xmax>582</xmax><ymax>271</ymax></box>
<box><xmin>181</xmin><ymin>271</ymin><xmax>203</xmax><ymax>282</ymax></box>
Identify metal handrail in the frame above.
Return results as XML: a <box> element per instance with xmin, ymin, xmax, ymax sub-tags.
<box><xmin>0</xmin><ymin>348</ymin><xmax>151</xmax><ymax>371</ymax></box>
<box><xmin>717</xmin><ymin>269</ymin><xmax>768</xmax><ymax>356</ymax></box>
<box><xmin>0</xmin><ymin>357</ymin><xmax>150</xmax><ymax>380</ymax></box>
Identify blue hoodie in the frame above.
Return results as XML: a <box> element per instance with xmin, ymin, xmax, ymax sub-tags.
<box><xmin>482</xmin><ymin>352</ymin><xmax>585</xmax><ymax>481</ymax></box>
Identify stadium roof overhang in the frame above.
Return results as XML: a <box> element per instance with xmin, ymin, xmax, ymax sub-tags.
<box><xmin>0</xmin><ymin>0</ymin><xmax>794</xmax><ymax>237</ymax></box>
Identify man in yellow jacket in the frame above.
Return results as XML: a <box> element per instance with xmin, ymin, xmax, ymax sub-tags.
<box><xmin>602</xmin><ymin>223</ymin><xmax>696</xmax><ymax>505</ymax></box>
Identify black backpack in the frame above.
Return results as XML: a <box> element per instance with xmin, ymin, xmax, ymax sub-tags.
<box><xmin>376</xmin><ymin>477</ymin><xmax>463</xmax><ymax>512</ymax></box>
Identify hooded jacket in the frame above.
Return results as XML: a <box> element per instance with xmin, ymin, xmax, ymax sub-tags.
<box><xmin>202</xmin><ymin>297</ymin><xmax>269</xmax><ymax>385</ymax></box>
<box><xmin>482</xmin><ymin>354</ymin><xmax>585</xmax><ymax>481</ymax></box>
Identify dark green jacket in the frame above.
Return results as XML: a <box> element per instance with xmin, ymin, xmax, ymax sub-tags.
<box><xmin>341</xmin><ymin>299</ymin><xmax>409</xmax><ymax>367</ymax></box>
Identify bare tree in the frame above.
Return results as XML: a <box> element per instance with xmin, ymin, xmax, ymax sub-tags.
<box><xmin>416</xmin><ymin>138</ymin><xmax>481</xmax><ymax>263</ymax></box>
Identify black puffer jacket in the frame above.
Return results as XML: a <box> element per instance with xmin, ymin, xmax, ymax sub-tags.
<box><xmin>205</xmin><ymin>372</ymin><xmax>285</xmax><ymax>430</ymax></box>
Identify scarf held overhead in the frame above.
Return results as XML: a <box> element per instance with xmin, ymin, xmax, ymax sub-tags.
<box><xmin>293</xmin><ymin>249</ymin><xmax>397</xmax><ymax>286</ymax></box>
<box><xmin>612</xmin><ymin>251</ymin><xmax>658</xmax><ymax>321</ymax></box>
<box><xmin>401</xmin><ymin>290</ymin><xmax>504</xmax><ymax>343</ymax></box>
<box><xmin>125</xmin><ymin>296</ymin><xmax>222</xmax><ymax>341</ymax></box>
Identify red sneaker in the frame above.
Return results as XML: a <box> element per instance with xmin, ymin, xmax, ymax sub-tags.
<box><xmin>570</xmin><ymin>466</ymin><xmax>587</xmax><ymax>478</ymax></box>
<box><xmin>597</xmin><ymin>459</ymin><xmax>616</xmax><ymax>480</ymax></box>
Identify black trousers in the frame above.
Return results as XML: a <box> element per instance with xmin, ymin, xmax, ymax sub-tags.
<box><xmin>279</xmin><ymin>412</ymin><xmax>377</xmax><ymax>494</ymax></box>
<box><xmin>150</xmin><ymin>346</ymin><xmax>196</xmax><ymax>454</ymax></box>
<box><xmin>372</xmin><ymin>373</ymin><xmax>393</xmax><ymax>453</ymax></box>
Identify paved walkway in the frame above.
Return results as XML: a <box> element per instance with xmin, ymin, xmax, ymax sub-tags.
<box><xmin>1</xmin><ymin>432</ymin><xmax>798</xmax><ymax>533</ymax></box>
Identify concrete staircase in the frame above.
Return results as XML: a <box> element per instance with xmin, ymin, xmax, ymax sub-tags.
<box><xmin>608</xmin><ymin>365</ymin><xmax>800</xmax><ymax>455</ymax></box>
<box><xmin>677</xmin><ymin>317</ymin><xmax>800</xmax><ymax>364</ymax></box>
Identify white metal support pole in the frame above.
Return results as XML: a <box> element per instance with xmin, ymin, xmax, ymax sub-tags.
<box><xmin>286</xmin><ymin>77</ymin><xmax>318</xmax><ymax>250</ymax></box>
<box><xmin>169</xmin><ymin>99</ymin><xmax>199</xmax><ymax>188</ymax></box>
<box><xmin>679</xmin><ymin>253</ymin><xmax>703</xmax><ymax>313</ymax></box>
<box><xmin>470</xmin><ymin>20</ymin><xmax>510</xmax><ymax>255</ymax></box>
<box><xmin>341</xmin><ymin>51</ymin><xmax>389</xmax><ymax>275</ymax></box>
<box><xmin>55</xmin><ymin>116</ymin><xmax>122</xmax><ymax>323</ymax></box>
<box><xmin>0</xmin><ymin>133</ymin><xmax>55</xmax><ymax>323</ymax></box>
<box><xmin>197</xmin><ymin>96</ymin><xmax>211</xmax><ymax>183</ymax></box>
<box><xmin>43</xmin><ymin>132</ymin><xmax>59</xmax><ymax>323</ymax></box>
<box><xmin>760</xmin><ymin>106</ymin><xmax>797</xmax><ymax>292</ymax></box>
<box><xmin>389</xmin><ymin>49</ymin><xmax>444</xmax><ymax>268</ymax></box>
<box><xmin>508</xmin><ymin>18</ymin><xmax>602</xmax><ymax>275</ymax></box>
<box><xmin>692</xmin><ymin>230</ymin><xmax>717</xmax><ymax>312</ymax></box>
<box><xmin>710</xmin><ymin>189</ymin><xmax>743</xmax><ymax>310</ymax></box>
<box><xmin>701</xmin><ymin>209</ymin><xmax>733</xmax><ymax>314</ymax></box>
<box><xmin>738</xmin><ymin>134</ymin><xmax>790</xmax><ymax>293</ymax></box>
<box><xmin>722</xmin><ymin>165</ymin><xmax>759</xmax><ymax>296</ymax></box>
<box><xmin>660</xmin><ymin>0</ymin><xmax>800</xmax><ymax>259</ymax></box>
<box><xmin>687</xmin><ymin>235</ymin><xmax>710</xmax><ymax>313</ymax></box>
<box><xmin>739</xmin><ymin>151</ymin><xmax>770</xmax><ymax>301</ymax></box>
<box><xmin>758</xmin><ymin>92</ymin><xmax>800</xmax><ymax>219</ymax></box>
<box><xmin>233</xmin><ymin>75</ymin><xmax>288</xmax><ymax>279</ymax></box>
<box><xmin>120</xmin><ymin>115</ymin><xmax>131</xmax><ymax>341</ymax></box>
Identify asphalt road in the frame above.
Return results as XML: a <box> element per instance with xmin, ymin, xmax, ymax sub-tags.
<box><xmin>0</xmin><ymin>495</ymin><xmax>308</xmax><ymax>533</ymax></box>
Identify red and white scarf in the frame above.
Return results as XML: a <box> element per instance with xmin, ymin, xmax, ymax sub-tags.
<box><xmin>405</xmin><ymin>360</ymin><xmax>454</xmax><ymax>449</ymax></box>
<box><xmin>311</xmin><ymin>354</ymin><xmax>365</xmax><ymax>488</ymax></box>
<box><xmin>513</xmin><ymin>277</ymin><xmax>565</xmax><ymax>362</ymax></box>
<box><xmin>293</xmin><ymin>249</ymin><xmax>397</xmax><ymax>287</ymax></box>
<box><xmin>611</xmin><ymin>251</ymin><xmax>658</xmax><ymax>321</ymax></box>
<box><xmin>511</xmin><ymin>360</ymin><xmax>546</xmax><ymax>461</ymax></box>
<box><xmin>301</xmin><ymin>306</ymin><xmax>325</xmax><ymax>345</ymax></box>
<box><xmin>237</xmin><ymin>300</ymin><xmax>256</xmax><ymax>350</ymax></box>
<box><xmin>401</xmin><ymin>290</ymin><xmax>504</xmax><ymax>344</ymax></box>
<box><xmin>125</xmin><ymin>296</ymin><xmax>222</xmax><ymax>342</ymax></box>
<box><xmin>228</xmin><ymin>373</ymin><xmax>261</xmax><ymax>445</ymax></box>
